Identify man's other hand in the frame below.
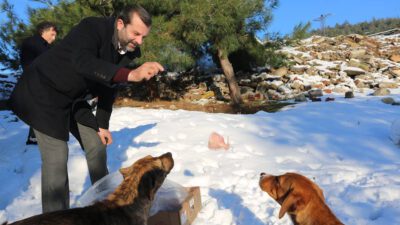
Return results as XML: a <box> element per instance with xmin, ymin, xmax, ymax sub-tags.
<box><xmin>98</xmin><ymin>128</ymin><xmax>113</xmax><ymax>145</ymax></box>
<box><xmin>128</xmin><ymin>62</ymin><xmax>164</xmax><ymax>82</ymax></box>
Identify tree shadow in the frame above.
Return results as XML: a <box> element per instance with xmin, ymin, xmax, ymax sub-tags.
<box><xmin>209</xmin><ymin>188</ymin><xmax>267</xmax><ymax>225</ymax></box>
<box><xmin>74</xmin><ymin>123</ymin><xmax>161</xmax><ymax>203</ymax></box>
<box><xmin>0</xmin><ymin>117</ymin><xmax>42</xmax><ymax>211</ymax></box>
<box><xmin>0</xmin><ymin>145</ymin><xmax>41</xmax><ymax>210</ymax></box>
<box><xmin>253</xmin><ymin>101</ymin><xmax>400</xmax><ymax>165</ymax></box>
<box><xmin>107</xmin><ymin>123</ymin><xmax>160</xmax><ymax>171</ymax></box>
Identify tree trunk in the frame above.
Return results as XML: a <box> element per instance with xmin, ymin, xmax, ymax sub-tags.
<box><xmin>217</xmin><ymin>48</ymin><xmax>243</xmax><ymax>106</ymax></box>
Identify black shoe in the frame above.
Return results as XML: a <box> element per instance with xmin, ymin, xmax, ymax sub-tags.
<box><xmin>26</xmin><ymin>138</ymin><xmax>38</xmax><ymax>145</ymax></box>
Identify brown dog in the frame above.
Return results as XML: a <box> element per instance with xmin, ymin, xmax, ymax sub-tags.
<box><xmin>4</xmin><ymin>152</ymin><xmax>174</xmax><ymax>225</ymax></box>
<box><xmin>259</xmin><ymin>172</ymin><xmax>343</xmax><ymax>225</ymax></box>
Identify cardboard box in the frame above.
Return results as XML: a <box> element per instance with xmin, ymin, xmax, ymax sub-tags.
<box><xmin>148</xmin><ymin>187</ymin><xmax>202</xmax><ymax>225</ymax></box>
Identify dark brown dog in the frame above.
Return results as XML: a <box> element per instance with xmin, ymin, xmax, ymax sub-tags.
<box><xmin>4</xmin><ymin>152</ymin><xmax>174</xmax><ymax>225</ymax></box>
<box><xmin>259</xmin><ymin>172</ymin><xmax>343</xmax><ymax>225</ymax></box>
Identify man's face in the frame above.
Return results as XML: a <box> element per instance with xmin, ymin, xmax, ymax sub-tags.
<box><xmin>41</xmin><ymin>27</ymin><xmax>57</xmax><ymax>44</ymax></box>
<box><xmin>117</xmin><ymin>12</ymin><xmax>150</xmax><ymax>52</ymax></box>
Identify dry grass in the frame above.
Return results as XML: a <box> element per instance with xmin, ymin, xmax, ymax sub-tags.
<box><xmin>114</xmin><ymin>98</ymin><xmax>292</xmax><ymax>114</ymax></box>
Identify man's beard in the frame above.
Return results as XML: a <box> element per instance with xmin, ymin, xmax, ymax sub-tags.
<box><xmin>121</xmin><ymin>40</ymin><xmax>137</xmax><ymax>52</ymax></box>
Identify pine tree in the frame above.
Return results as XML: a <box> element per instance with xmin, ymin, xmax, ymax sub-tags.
<box><xmin>288</xmin><ymin>22</ymin><xmax>311</xmax><ymax>44</ymax></box>
<box><xmin>0</xmin><ymin>0</ymin><xmax>279</xmax><ymax>105</ymax></box>
<box><xmin>173</xmin><ymin>0</ymin><xmax>278</xmax><ymax>106</ymax></box>
<box><xmin>0</xmin><ymin>0</ymin><xmax>97</xmax><ymax>71</ymax></box>
<box><xmin>310</xmin><ymin>17</ymin><xmax>400</xmax><ymax>36</ymax></box>
<box><xmin>0</xmin><ymin>0</ymin><xmax>27</xmax><ymax>71</ymax></box>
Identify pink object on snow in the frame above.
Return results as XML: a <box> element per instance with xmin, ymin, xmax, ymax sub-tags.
<box><xmin>208</xmin><ymin>132</ymin><xmax>230</xmax><ymax>150</ymax></box>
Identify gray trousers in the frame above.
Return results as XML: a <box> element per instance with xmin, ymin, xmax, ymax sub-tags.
<box><xmin>34</xmin><ymin>123</ymin><xmax>108</xmax><ymax>213</ymax></box>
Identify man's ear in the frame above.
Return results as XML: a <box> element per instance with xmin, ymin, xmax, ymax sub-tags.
<box><xmin>278</xmin><ymin>193</ymin><xmax>303</xmax><ymax>219</ymax></box>
<box><xmin>116</xmin><ymin>18</ymin><xmax>124</xmax><ymax>30</ymax></box>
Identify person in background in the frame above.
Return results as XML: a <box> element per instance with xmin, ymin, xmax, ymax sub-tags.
<box><xmin>20</xmin><ymin>21</ymin><xmax>57</xmax><ymax>145</ymax></box>
<box><xmin>10</xmin><ymin>4</ymin><xmax>163</xmax><ymax>213</ymax></box>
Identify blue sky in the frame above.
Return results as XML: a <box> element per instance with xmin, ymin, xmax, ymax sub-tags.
<box><xmin>268</xmin><ymin>0</ymin><xmax>400</xmax><ymax>35</ymax></box>
<box><xmin>14</xmin><ymin>0</ymin><xmax>44</xmax><ymax>15</ymax></box>
<box><xmin>1</xmin><ymin>0</ymin><xmax>400</xmax><ymax>36</ymax></box>
<box><xmin>0</xmin><ymin>0</ymin><xmax>42</xmax><ymax>22</ymax></box>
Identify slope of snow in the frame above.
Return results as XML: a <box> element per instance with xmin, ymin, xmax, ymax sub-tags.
<box><xmin>0</xmin><ymin>94</ymin><xmax>399</xmax><ymax>225</ymax></box>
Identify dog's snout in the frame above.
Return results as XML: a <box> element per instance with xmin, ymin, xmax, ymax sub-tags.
<box><xmin>162</xmin><ymin>152</ymin><xmax>172</xmax><ymax>159</ymax></box>
<box><xmin>259</xmin><ymin>173</ymin><xmax>272</xmax><ymax>180</ymax></box>
<box><xmin>160</xmin><ymin>152</ymin><xmax>174</xmax><ymax>172</ymax></box>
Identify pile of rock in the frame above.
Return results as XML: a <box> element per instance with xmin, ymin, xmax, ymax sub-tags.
<box><xmin>221</xmin><ymin>33</ymin><xmax>399</xmax><ymax>102</ymax></box>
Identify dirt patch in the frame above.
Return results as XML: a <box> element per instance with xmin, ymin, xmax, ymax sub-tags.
<box><xmin>1</xmin><ymin>98</ymin><xmax>292</xmax><ymax>114</ymax></box>
<box><xmin>114</xmin><ymin>98</ymin><xmax>292</xmax><ymax>114</ymax></box>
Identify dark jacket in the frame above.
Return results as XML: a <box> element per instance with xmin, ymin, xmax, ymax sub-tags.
<box><xmin>20</xmin><ymin>34</ymin><xmax>51</xmax><ymax>70</ymax></box>
<box><xmin>10</xmin><ymin>17</ymin><xmax>140</xmax><ymax>141</ymax></box>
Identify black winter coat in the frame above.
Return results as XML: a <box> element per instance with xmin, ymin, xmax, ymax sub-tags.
<box><xmin>10</xmin><ymin>17</ymin><xmax>140</xmax><ymax>141</ymax></box>
<box><xmin>20</xmin><ymin>34</ymin><xmax>51</xmax><ymax>70</ymax></box>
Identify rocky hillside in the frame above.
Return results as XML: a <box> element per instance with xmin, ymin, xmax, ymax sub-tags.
<box><xmin>123</xmin><ymin>33</ymin><xmax>400</xmax><ymax>104</ymax></box>
<box><xmin>273</xmin><ymin>34</ymin><xmax>400</xmax><ymax>99</ymax></box>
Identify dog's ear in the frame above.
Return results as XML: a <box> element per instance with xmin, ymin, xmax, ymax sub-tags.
<box><xmin>119</xmin><ymin>156</ymin><xmax>154</xmax><ymax>178</ymax></box>
<box><xmin>313</xmin><ymin>183</ymin><xmax>325</xmax><ymax>200</ymax></box>
<box><xmin>278</xmin><ymin>193</ymin><xmax>304</xmax><ymax>219</ymax></box>
<box><xmin>143</xmin><ymin>171</ymin><xmax>159</xmax><ymax>201</ymax></box>
<box><xmin>143</xmin><ymin>177</ymin><xmax>154</xmax><ymax>200</ymax></box>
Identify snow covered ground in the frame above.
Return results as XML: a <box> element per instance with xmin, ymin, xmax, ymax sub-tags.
<box><xmin>0</xmin><ymin>92</ymin><xmax>400</xmax><ymax>225</ymax></box>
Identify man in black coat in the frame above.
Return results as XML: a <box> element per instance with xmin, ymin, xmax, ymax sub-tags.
<box><xmin>10</xmin><ymin>4</ymin><xmax>163</xmax><ymax>213</ymax></box>
<box><xmin>20</xmin><ymin>21</ymin><xmax>57</xmax><ymax>145</ymax></box>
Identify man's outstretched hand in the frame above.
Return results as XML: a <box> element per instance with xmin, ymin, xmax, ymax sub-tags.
<box><xmin>128</xmin><ymin>62</ymin><xmax>164</xmax><ymax>82</ymax></box>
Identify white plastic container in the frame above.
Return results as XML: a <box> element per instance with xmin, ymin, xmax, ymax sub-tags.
<box><xmin>75</xmin><ymin>171</ymin><xmax>188</xmax><ymax>216</ymax></box>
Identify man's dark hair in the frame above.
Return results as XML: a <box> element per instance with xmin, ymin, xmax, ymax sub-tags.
<box><xmin>117</xmin><ymin>4</ymin><xmax>152</xmax><ymax>27</ymax></box>
<box><xmin>36</xmin><ymin>21</ymin><xmax>58</xmax><ymax>35</ymax></box>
